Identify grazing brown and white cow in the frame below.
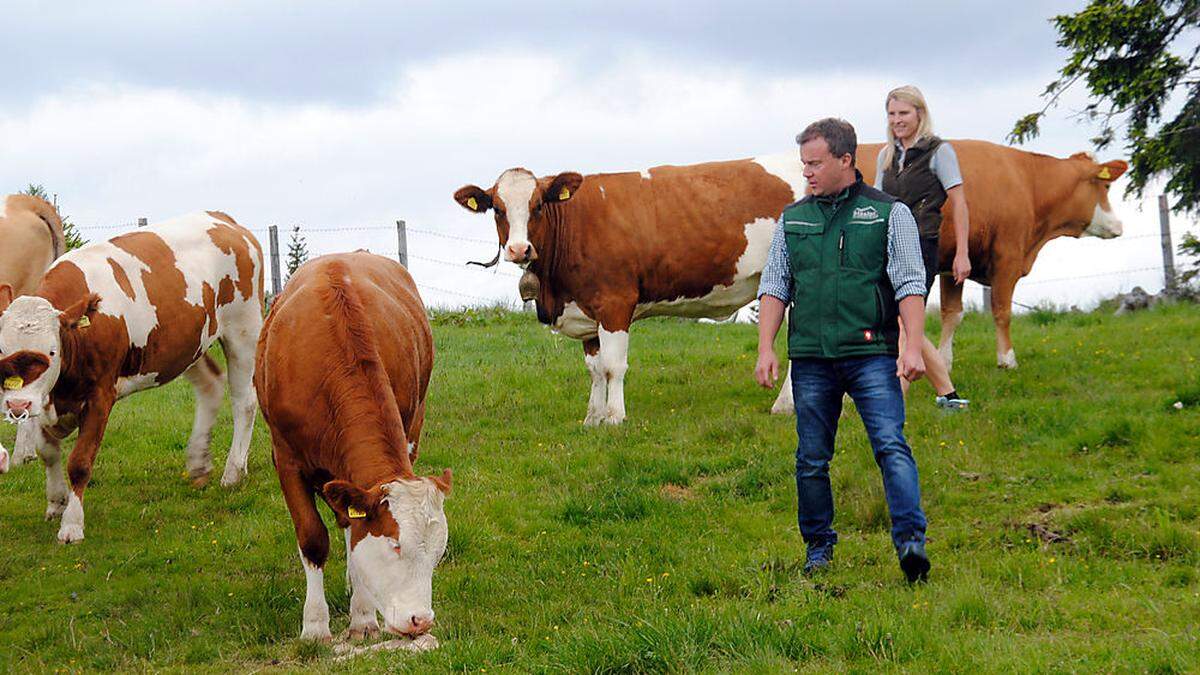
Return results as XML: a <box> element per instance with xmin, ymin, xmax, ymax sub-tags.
<box><xmin>455</xmin><ymin>141</ymin><xmax>1126</xmax><ymax>423</ymax></box>
<box><xmin>0</xmin><ymin>194</ymin><xmax>66</xmax><ymax>473</ymax></box>
<box><xmin>255</xmin><ymin>252</ymin><xmax>450</xmax><ymax>643</ymax></box>
<box><xmin>857</xmin><ymin>140</ymin><xmax>1127</xmax><ymax>369</ymax></box>
<box><xmin>0</xmin><ymin>211</ymin><xmax>263</xmax><ymax>543</ymax></box>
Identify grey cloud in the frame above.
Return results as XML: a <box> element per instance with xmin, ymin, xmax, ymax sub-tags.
<box><xmin>3</xmin><ymin>0</ymin><xmax>1079</xmax><ymax>107</ymax></box>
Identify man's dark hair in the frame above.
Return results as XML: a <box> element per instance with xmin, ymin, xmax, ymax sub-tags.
<box><xmin>796</xmin><ymin>118</ymin><xmax>857</xmax><ymax>162</ymax></box>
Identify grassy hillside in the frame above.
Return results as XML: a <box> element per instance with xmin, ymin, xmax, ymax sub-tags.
<box><xmin>0</xmin><ymin>302</ymin><xmax>1197</xmax><ymax>673</ymax></box>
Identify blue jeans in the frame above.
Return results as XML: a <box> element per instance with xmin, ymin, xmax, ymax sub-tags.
<box><xmin>790</xmin><ymin>355</ymin><xmax>927</xmax><ymax>550</ymax></box>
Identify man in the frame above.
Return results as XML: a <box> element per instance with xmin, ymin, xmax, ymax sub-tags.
<box><xmin>754</xmin><ymin>118</ymin><xmax>931</xmax><ymax>582</ymax></box>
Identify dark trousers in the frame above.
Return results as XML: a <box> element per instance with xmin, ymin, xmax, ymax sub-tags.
<box><xmin>790</xmin><ymin>356</ymin><xmax>927</xmax><ymax>549</ymax></box>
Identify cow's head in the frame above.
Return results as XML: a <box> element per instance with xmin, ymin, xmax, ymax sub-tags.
<box><xmin>454</xmin><ymin>168</ymin><xmax>584</xmax><ymax>266</ymax></box>
<box><xmin>324</xmin><ymin>471</ymin><xmax>452</xmax><ymax>637</ymax></box>
<box><xmin>0</xmin><ymin>286</ymin><xmax>99</xmax><ymax>421</ymax></box>
<box><xmin>1063</xmin><ymin>154</ymin><xmax>1128</xmax><ymax>239</ymax></box>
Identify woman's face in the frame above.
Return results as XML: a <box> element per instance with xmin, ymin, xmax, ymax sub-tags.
<box><xmin>887</xmin><ymin>98</ymin><xmax>920</xmax><ymax>143</ymax></box>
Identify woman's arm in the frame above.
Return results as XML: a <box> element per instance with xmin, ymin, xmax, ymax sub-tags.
<box><xmin>945</xmin><ymin>185</ymin><xmax>971</xmax><ymax>284</ymax></box>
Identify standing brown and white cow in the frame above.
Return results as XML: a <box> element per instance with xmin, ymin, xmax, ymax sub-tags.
<box><xmin>0</xmin><ymin>194</ymin><xmax>66</xmax><ymax>473</ymax></box>
<box><xmin>0</xmin><ymin>211</ymin><xmax>263</xmax><ymax>543</ymax></box>
<box><xmin>454</xmin><ymin>141</ymin><xmax>1126</xmax><ymax>423</ymax></box>
<box><xmin>255</xmin><ymin>252</ymin><xmax>450</xmax><ymax>644</ymax></box>
<box><xmin>857</xmin><ymin>140</ymin><xmax>1127</xmax><ymax>369</ymax></box>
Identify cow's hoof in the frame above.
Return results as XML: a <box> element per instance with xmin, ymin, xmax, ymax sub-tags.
<box><xmin>57</xmin><ymin>523</ymin><xmax>84</xmax><ymax>544</ymax></box>
<box><xmin>997</xmin><ymin>350</ymin><xmax>1018</xmax><ymax>369</ymax></box>
<box><xmin>45</xmin><ymin>500</ymin><xmax>68</xmax><ymax>520</ymax></box>
<box><xmin>583</xmin><ymin>412</ymin><xmax>604</xmax><ymax>426</ymax></box>
<box><xmin>603</xmin><ymin>412</ymin><xmax>625</xmax><ymax>425</ymax></box>
<box><xmin>343</xmin><ymin>624</ymin><xmax>380</xmax><ymax>642</ymax></box>
<box><xmin>191</xmin><ymin>474</ymin><xmax>211</xmax><ymax>489</ymax></box>
<box><xmin>301</xmin><ymin>626</ymin><xmax>333</xmax><ymax>642</ymax></box>
<box><xmin>220</xmin><ymin>466</ymin><xmax>246</xmax><ymax>487</ymax></box>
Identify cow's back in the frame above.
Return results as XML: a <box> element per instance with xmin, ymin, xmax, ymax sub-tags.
<box><xmin>256</xmin><ymin>252</ymin><xmax>432</xmax><ymax>465</ymax></box>
<box><xmin>0</xmin><ymin>195</ymin><xmax>63</xmax><ymax>296</ymax></box>
<box><xmin>40</xmin><ymin>211</ymin><xmax>264</xmax><ymax>388</ymax></box>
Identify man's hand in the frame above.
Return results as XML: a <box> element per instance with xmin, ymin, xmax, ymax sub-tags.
<box><xmin>897</xmin><ymin>346</ymin><xmax>926</xmax><ymax>382</ymax></box>
<box><xmin>953</xmin><ymin>251</ymin><xmax>971</xmax><ymax>284</ymax></box>
<box><xmin>755</xmin><ymin>349</ymin><xmax>780</xmax><ymax>388</ymax></box>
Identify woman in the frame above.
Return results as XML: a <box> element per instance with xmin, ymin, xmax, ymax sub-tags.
<box><xmin>876</xmin><ymin>85</ymin><xmax>970</xmax><ymax>410</ymax></box>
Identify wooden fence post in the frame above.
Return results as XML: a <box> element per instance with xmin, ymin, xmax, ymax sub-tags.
<box><xmin>268</xmin><ymin>225</ymin><xmax>282</xmax><ymax>297</ymax></box>
<box><xmin>1159</xmin><ymin>195</ymin><xmax>1176</xmax><ymax>290</ymax></box>
<box><xmin>396</xmin><ymin>220</ymin><xmax>408</xmax><ymax>267</ymax></box>
<box><xmin>137</xmin><ymin>217</ymin><xmax>147</xmax><ymax>228</ymax></box>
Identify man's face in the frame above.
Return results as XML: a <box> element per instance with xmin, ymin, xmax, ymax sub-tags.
<box><xmin>800</xmin><ymin>137</ymin><xmax>853</xmax><ymax>196</ymax></box>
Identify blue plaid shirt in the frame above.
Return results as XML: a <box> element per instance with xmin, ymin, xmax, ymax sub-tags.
<box><xmin>757</xmin><ymin>198</ymin><xmax>926</xmax><ymax>304</ymax></box>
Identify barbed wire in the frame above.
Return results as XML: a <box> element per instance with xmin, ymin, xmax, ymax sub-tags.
<box><xmin>408</xmin><ymin>253</ymin><xmax>521</xmax><ymax>277</ymax></box>
<box><xmin>414</xmin><ymin>283</ymin><xmax>498</xmax><ymax>302</ymax></box>
<box><xmin>1019</xmin><ymin>265</ymin><xmax>1163</xmax><ymax>286</ymax></box>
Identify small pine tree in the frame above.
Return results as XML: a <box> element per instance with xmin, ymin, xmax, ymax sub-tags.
<box><xmin>21</xmin><ymin>184</ymin><xmax>86</xmax><ymax>251</ymax></box>
<box><xmin>286</xmin><ymin>225</ymin><xmax>309</xmax><ymax>277</ymax></box>
<box><xmin>1179</xmin><ymin>233</ymin><xmax>1200</xmax><ymax>286</ymax></box>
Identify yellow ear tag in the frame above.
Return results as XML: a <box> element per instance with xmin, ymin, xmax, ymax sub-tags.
<box><xmin>3</xmin><ymin>376</ymin><xmax>23</xmax><ymax>391</ymax></box>
<box><xmin>466</xmin><ymin>197</ymin><xmax>478</xmax><ymax>211</ymax></box>
<box><xmin>1097</xmin><ymin>167</ymin><xmax>1111</xmax><ymax>180</ymax></box>
<box><xmin>76</xmin><ymin>315</ymin><xmax>91</xmax><ymax>329</ymax></box>
<box><xmin>558</xmin><ymin>187</ymin><xmax>571</xmax><ymax>201</ymax></box>
<box><xmin>347</xmin><ymin>506</ymin><xmax>366</xmax><ymax>519</ymax></box>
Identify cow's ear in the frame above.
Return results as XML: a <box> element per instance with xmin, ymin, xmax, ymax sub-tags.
<box><xmin>429</xmin><ymin>468</ymin><xmax>452</xmax><ymax>496</ymax></box>
<box><xmin>323</xmin><ymin>480</ymin><xmax>384</xmax><ymax>521</ymax></box>
<box><xmin>454</xmin><ymin>186</ymin><xmax>493</xmax><ymax>213</ymax></box>
<box><xmin>1097</xmin><ymin>160</ymin><xmax>1127</xmax><ymax>182</ymax></box>
<box><xmin>0</xmin><ymin>351</ymin><xmax>50</xmax><ymax>382</ymax></box>
<box><xmin>0</xmin><ymin>285</ymin><xmax>12</xmax><ymax>313</ymax></box>
<box><xmin>544</xmin><ymin>172</ymin><xmax>583</xmax><ymax>203</ymax></box>
<box><xmin>59</xmin><ymin>293</ymin><xmax>100</xmax><ymax>331</ymax></box>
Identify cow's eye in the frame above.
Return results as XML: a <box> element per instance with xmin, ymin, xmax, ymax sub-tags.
<box><xmin>48</xmin><ymin>350</ymin><xmax>55</xmax><ymax>357</ymax></box>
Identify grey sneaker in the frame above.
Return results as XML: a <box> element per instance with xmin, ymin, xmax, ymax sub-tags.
<box><xmin>935</xmin><ymin>395</ymin><xmax>970</xmax><ymax>410</ymax></box>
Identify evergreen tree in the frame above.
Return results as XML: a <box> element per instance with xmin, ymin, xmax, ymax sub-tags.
<box><xmin>1010</xmin><ymin>0</ymin><xmax>1200</xmax><ymax>212</ymax></box>
<box><xmin>21</xmin><ymin>184</ymin><xmax>86</xmax><ymax>251</ymax></box>
<box><xmin>286</xmin><ymin>225</ymin><xmax>309</xmax><ymax>277</ymax></box>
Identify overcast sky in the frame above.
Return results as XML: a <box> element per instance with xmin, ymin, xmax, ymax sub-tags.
<box><xmin>2</xmin><ymin>1</ymin><xmax>1193</xmax><ymax>309</ymax></box>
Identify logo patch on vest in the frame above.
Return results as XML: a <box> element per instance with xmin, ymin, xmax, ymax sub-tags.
<box><xmin>863</xmin><ymin>330</ymin><xmax>873</xmax><ymax>342</ymax></box>
<box><xmin>852</xmin><ymin>206</ymin><xmax>879</xmax><ymax>220</ymax></box>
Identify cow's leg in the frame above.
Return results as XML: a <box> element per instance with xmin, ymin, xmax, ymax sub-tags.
<box><xmin>37</xmin><ymin>428</ymin><xmax>70</xmax><ymax>520</ymax></box>
<box><xmin>0</xmin><ymin>441</ymin><xmax>7</xmax><ymax>474</ymax></box>
<box><xmin>277</xmin><ymin>459</ymin><xmax>332</xmax><ymax>641</ymax></box>
<box><xmin>344</xmin><ymin>528</ymin><xmax>380</xmax><ymax>641</ymax></box>
<box><xmin>406</xmin><ymin>402</ymin><xmax>426</xmax><ymax>465</ymax></box>
<box><xmin>582</xmin><ymin>338</ymin><xmax>607</xmax><ymax>426</ymax></box>
<box><xmin>59</xmin><ymin>393</ymin><xmax>115</xmax><ymax>543</ymax></box>
<box><xmin>182</xmin><ymin>356</ymin><xmax>226</xmax><ymax>487</ymax></box>
<box><xmin>771</xmin><ymin>305</ymin><xmax>794</xmax><ymax>414</ymax></box>
<box><xmin>597</xmin><ymin>322</ymin><xmax>632</xmax><ymax>425</ymax></box>
<box><xmin>937</xmin><ymin>275</ymin><xmax>965</xmax><ymax>370</ymax></box>
<box><xmin>219</xmin><ymin>323</ymin><xmax>261</xmax><ymax>487</ymax></box>
<box><xmin>990</xmin><ymin>272</ymin><xmax>1021</xmax><ymax>369</ymax></box>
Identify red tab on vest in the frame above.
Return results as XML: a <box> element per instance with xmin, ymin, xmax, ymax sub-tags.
<box><xmin>863</xmin><ymin>330</ymin><xmax>873</xmax><ymax>342</ymax></box>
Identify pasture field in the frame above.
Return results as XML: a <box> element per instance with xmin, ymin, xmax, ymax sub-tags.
<box><xmin>0</xmin><ymin>301</ymin><xmax>1197</xmax><ymax>673</ymax></box>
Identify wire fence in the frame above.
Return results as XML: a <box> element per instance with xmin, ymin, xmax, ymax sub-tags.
<box><xmin>67</xmin><ymin>213</ymin><xmax>1194</xmax><ymax>309</ymax></box>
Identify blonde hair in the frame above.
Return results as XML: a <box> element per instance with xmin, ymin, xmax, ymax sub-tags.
<box><xmin>880</xmin><ymin>85</ymin><xmax>935</xmax><ymax>170</ymax></box>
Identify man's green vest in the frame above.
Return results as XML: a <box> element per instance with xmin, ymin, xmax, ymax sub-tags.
<box><xmin>783</xmin><ymin>177</ymin><xmax>900</xmax><ymax>359</ymax></box>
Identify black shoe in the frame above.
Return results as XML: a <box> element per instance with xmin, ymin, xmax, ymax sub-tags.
<box><xmin>897</xmin><ymin>538</ymin><xmax>930</xmax><ymax>583</ymax></box>
<box><xmin>803</xmin><ymin>542</ymin><xmax>834</xmax><ymax>575</ymax></box>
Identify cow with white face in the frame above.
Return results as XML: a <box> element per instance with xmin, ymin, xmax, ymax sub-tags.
<box><xmin>0</xmin><ymin>211</ymin><xmax>264</xmax><ymax>543</ymax></box>
<box><xmin>255</xmin><ymin>252</ymin><xmax>451</xmax><ymax>643</ymax></box>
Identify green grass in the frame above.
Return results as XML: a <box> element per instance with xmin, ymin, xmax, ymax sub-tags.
<box><xmin>1</xmin><ymin>302</ymin><xmax>1198</xmax><ymax>673</ymax></box>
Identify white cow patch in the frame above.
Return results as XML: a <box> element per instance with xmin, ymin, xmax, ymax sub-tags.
<box><xmin>300</xmin><ymin>548</ymin><xmax>333</xmax><ymax>640</ymax></box>
<box><xmin>753</xmin><ymin>152</ymin><xmax>806</xmax><ymax>202</ymax></box>
<box><xmin>57</xmin><ymin>492</ymin><xmax>85</xmax><ymax>543</ymax></box>
<box><xmin>552</xmin><ymin>301</ymin><xmax>599</xmax><ymax>340</ymax></box>
<box><xmin>495</xmin><ymin>169</ymin><xmax>537</xmax><ymax>260</ymax></box>
<box><xmin>639</xmin><ymin>169</ymin><xmax>652</xmax><ymax>180</ymax></box>
<box><xmin>1085</xmin><ymin>204</ymin><xmax>1123</xmax><ymax>238</ymax></box>
<box><xmin>116</xmin><ymin>372</ymin><xmax>160</xmax><ymax>398</ymax></box>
